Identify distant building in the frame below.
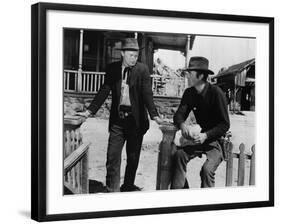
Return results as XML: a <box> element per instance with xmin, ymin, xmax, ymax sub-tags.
<box><xmin>152</xmin><ymin>57</ymin><xmax>185</xmax><ymax>97</ymax></box>
<box><xmin>212</xmin><ymin>58</ymin><xmax>255</xmax><ymax>112</ymax></box>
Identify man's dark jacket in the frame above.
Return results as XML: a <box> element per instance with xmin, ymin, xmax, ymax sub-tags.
<box><xmin>87</xmin><ymin>61</ymin><xmax>158</xmax><ymax>134</ymax></box>
<box><xmin>173</xmin><ymin>83</ymin><xmax>230</xmax><ymax>145</ymax></box>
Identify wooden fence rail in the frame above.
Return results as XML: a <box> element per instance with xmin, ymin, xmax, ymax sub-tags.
<box><xmin>64</xmin><ymin>128</ymin><xmax>90</xmax><ymax>194</ymax></box>
<box><xmin>225</xmin><ymin>142</ymin><xmax>255</xmax><ymax>186</ymax></box>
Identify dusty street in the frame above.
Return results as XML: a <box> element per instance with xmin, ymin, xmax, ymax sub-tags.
<box><xmin>80</xmin><ymin>111</ymin><xmax>255</xmax><ymax>191</ymax></box>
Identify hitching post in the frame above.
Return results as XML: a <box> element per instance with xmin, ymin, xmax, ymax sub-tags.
<box><xmin>156</xmin><ymin>123</ymin><xmax>178</xmax><ymax>190</ymax></box>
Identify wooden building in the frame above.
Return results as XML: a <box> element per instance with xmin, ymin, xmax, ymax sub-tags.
<box><xmin>213</xmin><ymin>58</ymin><xmax>255</xmax><ymax>112</ymax></box>
<box><xmin>63</xmin><ymin>29</ymin><xmax>195</xmax><ymax>98</ymax></box>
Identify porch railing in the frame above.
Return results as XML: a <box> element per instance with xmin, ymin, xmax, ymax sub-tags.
<box><xmin>64</xmin><ymin>69</ymin><xmax>105</xmax><ymax>94</ymax></box>
<box><xmin>64</xmin><ymin>70</ymin><xmax>186</xmax><ymax>98</ymax></box>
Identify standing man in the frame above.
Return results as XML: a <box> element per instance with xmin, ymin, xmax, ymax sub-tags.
<box><xmin>171</xmin><ymin>56</ymin><xmax>230</xmax><ymax>189</ymax></box>
<box><xmin>78</xmin><ymin>38</ymin><xmax>163</xmax><ymax>192</ymax></box>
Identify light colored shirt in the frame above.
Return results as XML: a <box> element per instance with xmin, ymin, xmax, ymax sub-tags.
<box><xmin>119</xmin><ymin>66</ymin><xmax>131</xmax><ymax>106</ymax></box>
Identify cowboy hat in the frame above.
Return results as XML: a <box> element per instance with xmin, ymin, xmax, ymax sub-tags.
<box><xmin>119</xmin><ymin>38</ymin><xmax>140</xmax><ymax>51</ymax></box>
<box><xmin>184</xmin><ymin>56</ymin><xmax>214</xmax><ymax>74</ymax></box>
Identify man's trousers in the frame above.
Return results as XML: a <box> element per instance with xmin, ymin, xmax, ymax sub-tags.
<box><xmin>105</xmin><ymin>116</ymin><xmax>143</xmax><ymax>192</ymax></box>
<box><xmin>171</xmin><ymin>142</ymin><xmax>223</xmax><ymax>188</ymax></box>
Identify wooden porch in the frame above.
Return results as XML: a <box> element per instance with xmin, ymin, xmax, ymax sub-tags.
<box><xmin>64</xmin><ymin>69</ymin><xmax>186</xmax><ymax>98</ymax></box>
<box><xmin>64</xmin><ymin>29</ymin><xmax>196</xmax><ymax>98</ymax></box>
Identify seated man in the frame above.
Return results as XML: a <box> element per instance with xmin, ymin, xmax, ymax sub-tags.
<box><xmin>171</xmin><ymin>56</ymin><xmax>230</xmax><ymax>189</ymax></box>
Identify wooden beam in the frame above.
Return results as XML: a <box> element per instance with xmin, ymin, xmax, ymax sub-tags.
<box><xmin>64</xmin><ymin>142</ymin><xmax>90</xmax><ymax>174</ymax></box>
<box><xmin>189</xmin><ymin>35</ymin><xmax>196</xmax><ymax>50</ymax></box>
<box><xmin>153</xmin><ymin>44</ymin><xmax>185</xmax><ymax>52</ymax></box>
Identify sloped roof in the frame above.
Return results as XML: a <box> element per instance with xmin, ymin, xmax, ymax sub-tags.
<box><xmin>214</xmin><ymin>58</ymin><xmax>255</xmax><ymax>78</ymax></box>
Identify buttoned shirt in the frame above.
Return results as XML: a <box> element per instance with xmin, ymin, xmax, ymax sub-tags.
<box><xmin>119</xmin><ymin>66</ymin><xmax>131</xmax><ymax>107</ymax></box>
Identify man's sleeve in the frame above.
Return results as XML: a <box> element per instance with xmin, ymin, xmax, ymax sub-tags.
<box><xmin>87</xmin><ymin>67</ymin><xmax>111</xmax><ymax>115</ymax></box>
<box><xmin>205</xmin><ymin>87</ymin><xmax>230</xmax><ymax>140</ymax></box>
<box><xmin>141</xmin><ymin>65</ymin><xmax>159</xmax><ymax>118</ymax></box>
<box><xmin>173</xmin><ymin>90</ymin><xmax>191</xmax><ymax>129</ymax></box>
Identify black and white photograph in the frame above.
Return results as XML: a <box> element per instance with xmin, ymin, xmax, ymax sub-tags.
<box><xmin>30</xmin><ymin>2</ymin><xmax>274</xmax><ymax>222</ymax></box>
<box><xmin>2</xmin><ymin>0</ymin><xmax>281</xmax><ymax>223</ymax></box>
<box><xmin>63</xmin><ymin>30</ymin><xmax>256</xmax><ymax>194</ymax></box>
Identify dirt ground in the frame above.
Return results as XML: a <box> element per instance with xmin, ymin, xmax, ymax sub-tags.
<box><xmin>80</xmin><ymin>111</ymin><xmax>255</xmax><ymax>191</ymax></box>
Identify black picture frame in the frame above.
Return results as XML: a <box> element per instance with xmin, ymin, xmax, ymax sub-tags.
<box><xmin>31</xmin><ymin>2</ymin><xmax>274</xmax><ymax>222</ymax></box>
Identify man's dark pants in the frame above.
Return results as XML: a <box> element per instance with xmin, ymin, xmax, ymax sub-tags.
<box><xmin>171</xmin><ymin>142</ymin><xmax>223</xmax><ymax>188</ymax></box>
<box><xmin>106</xmin><ymin>116</ymin><xmax>143</xmax><ymax>192</ymax></box>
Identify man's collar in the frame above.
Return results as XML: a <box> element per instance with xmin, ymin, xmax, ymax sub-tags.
<box><xmin>193</xmin><ymin>82</ymin><xmax>209</xmax><ymax>97</ymax></box>
<box><xmin>121</xmin><ymin>61</ymin><xmax>137</xmax><ymax>68</ymax></box>
<box><xmin>200</xmin><ymin>82</ymin><xmax>209</xmax><ymax>97</ymax></box>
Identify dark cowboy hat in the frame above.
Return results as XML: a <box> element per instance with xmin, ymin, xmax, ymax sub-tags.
<box><xmin>184</xmin><ymin>56</ymin><xmax>214</xmax><ymax>75</ymax></box>
<box><xmin>118</xmin><ymin>38</ymin><xmax>141</xmax><ymax>51</ymax></box>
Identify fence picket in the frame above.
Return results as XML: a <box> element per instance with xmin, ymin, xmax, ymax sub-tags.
<box><xmin>97</xmin><ymin>75</ymin><xmax>100</xmax><ymax>92</ymax></box>
<box><xmin>81</xmin><ymin>152</ymin><xmax>89</xmax><ymax>193</ymax></box>
<box><xmin>67</xmin><ymin>72</ymin><xmax>70</xmax><ymax>90</ymax></box>
<box><xmin>82</xmin><ymin>74</ymin><xmax>86</xmax><ymax>92</ymax></box>
<box><xmin>74</xmin><ymin>130</ymin><xmax>81</xmax><ymax>190</ymax></box>
<box><xmin>249</xmin><ymin>145</ymin><xmax>255</xmax><ymax>185</ymax></box>
<box><xmin>102</xmin><ymin>73</ymin><xmax>105</xmax><ymax>86</ymax></box>
<box><xmin>237</xmin><ymin>143</ymin><xmax>246</xmax><ymax>186</ymax></box>
<box><xmin>225</xmin><ymin>142</ymin><xmax>234</xmax><ymax>186</ymax></box>
<box><xmin>64</xmin><ymin>72</ymin><xmax>66</xmax><ymax>90</ymax></box>
<box><xmin>90</xmin><ymin>74</ymin><xmax>93</xmax><ymax>92</ymax></box>
<box><xmin>70</xmin><ymin>131</ymin><xmax>76</xmax><ymax>188</ymax></box>
<box><xmin>65</xmin><ymin>131</ymin><xmax>71</xmax><ymax>182</ymax></box>
<box><xmin>87</xmin><ymin>74</ymin><xmax>90</xmax><ymax>92</ymax></box>
<box><xmin>94</xmin><ymin>74</ymin><xmax>98</xmax><ymax>93</ymax></box>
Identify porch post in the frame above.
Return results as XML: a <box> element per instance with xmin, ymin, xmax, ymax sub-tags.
<box><xmin>102</xmin><ymin>37</ymin><xmax>107</xmax><ymax>70</ymax></box>
<box><xmin>96</xmin><ymin>33</ymin><xmax>100</xmax><ymax>72</ymax></box>
<box><xmin>140</xmin><ymin>33</ymin><xmax>147</xmax><ymax>65</ymax></box>
<box><xmin>77</xmin><ymin>29</ymin><xmax>84</xmax><ymax>92</ymax></box>
<box><xmin>184</xmin><ymin>35</ymin><xmax>191</xmax><ymax>89</ymax></box>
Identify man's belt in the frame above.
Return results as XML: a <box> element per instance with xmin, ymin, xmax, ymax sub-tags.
<box><xmin>119</xmin><ymin>105</ymin><xmax>132</xmax><ymax>119</ymax></box>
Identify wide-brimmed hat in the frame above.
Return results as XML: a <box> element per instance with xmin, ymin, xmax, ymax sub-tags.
<box><xmin>184</xmin><ymin>56</ymin><xmax>214</xmax><ymax>74</ymax></box>
<box><xmin>119</xmin><ymin>38</ymin><xmax>140</xmax><ymax>51</ymax></box>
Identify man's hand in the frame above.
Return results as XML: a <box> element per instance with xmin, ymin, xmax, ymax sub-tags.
<box><xmin>193</xmin><ymin>133</ymin><xmax>208</xmax><ymax>144</ymax></box>
<box><xmin>153</xmin><ymin>116</ymin><xmax>164</xmax><ymax>125</ymax></box>
<box><xmin>76</xmin><ymin>110</ymin><xmax>91</xmax><ymax>118</ymax></box>
<box><xmin>180</xmin><ymin>123</ymin><xmax>190</xmax><ymax>139</ymax></box>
